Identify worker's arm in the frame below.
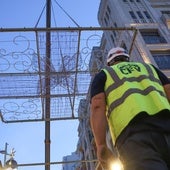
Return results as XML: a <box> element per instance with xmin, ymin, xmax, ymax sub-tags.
<box><xmin>90</xmin><ymin>92</ymin><xmax>107</xmax><ymax>147</ymax></box>
<box><xmin>163</xmin><ymin>84</ymin><xmax>170</xmax><ymax>103</ymax></box>
<box><xmin>90</xmin><ymin>92</ymin><xmax>115</xmax><ymax>169</ymax></box>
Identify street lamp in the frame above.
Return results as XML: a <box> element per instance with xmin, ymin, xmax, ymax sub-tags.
<box><xmin>0</xmin><ymin>143</ymin><xmax>18</xmax><ymax>170</ymax></box>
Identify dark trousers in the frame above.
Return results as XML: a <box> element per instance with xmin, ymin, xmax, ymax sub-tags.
<box><xmin>117</xmin><ymin>131</ymin><xmax>170</xmax><ymax>170</ymax></box>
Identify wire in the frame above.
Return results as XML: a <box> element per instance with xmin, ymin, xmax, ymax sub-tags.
<box><xmin>51</xmin><ymin>1</ymin><xmax>57</xmax><ymax>26</ymax></box>
<box><xmin>34</xmin><ymin>2</ymin><xmax>47</xmax><ymax>28</ymax></box>
<box><xmin>53</xmin><ymin>0</ymin><xmax>80</xmax><ymax>27</ymax></box>
<box><xmin>34</xmin><ymin>0</ymin><xmax>80</xmax><ymax>27</ymax></box>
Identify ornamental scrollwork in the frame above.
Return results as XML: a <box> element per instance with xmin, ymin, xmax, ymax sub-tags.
<box><xmin>0</xmin><ymin>30</ymin><xmax>103</xmax><ymax>122</ymax></box>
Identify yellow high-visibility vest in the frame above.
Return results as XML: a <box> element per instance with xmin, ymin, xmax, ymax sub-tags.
<box><xmin>103</xmin><ymin>62</ymin><xmax>170</xmax><ymax>142</ymax></box>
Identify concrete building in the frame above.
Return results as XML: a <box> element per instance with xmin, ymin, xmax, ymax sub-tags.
<box><xmin>62</xmin><ymin>152</ymin><xmax>81</xmax><ymax>170</ymax></box>
<box><xmin>97</xmin><ymin>0</ymin><xmax>170</xmax><ymax>76</ymax></box>
<box><xmin>76</xmin><ymin>99</ymin><xmax>97</xmax><ymax>170</ymax></box>
<box><xmin>69</xmin><ymin>0</ymin><xmax>170</xmax><ymax>169</ymax></box>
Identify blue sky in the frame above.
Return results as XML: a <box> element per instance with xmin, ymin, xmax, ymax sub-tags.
<box><xmin>0</xmin><ymin>0</ymin><xmax>100</xmax><ymax>169</ymax></box>
<box><xmin>0</xmin><ymin>0</ymin><xmax>100</xmax><ymax>27</ymax></box>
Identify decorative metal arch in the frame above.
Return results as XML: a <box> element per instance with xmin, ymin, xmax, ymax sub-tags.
<box><xmin>0</xmin><ymin>27</ymin><xmax>137</xmax><ymax>123</ymax></box>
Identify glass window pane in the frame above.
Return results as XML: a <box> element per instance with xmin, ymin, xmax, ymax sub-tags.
<box><xmin>129</xmin><ymin>11</ymin><xmax>137</xmax><ymax>19</ymax></box>
<box><xmin>141</xmin><ymin>31</ymin><xmax>167</xmax><ymax>44</ymax></box>
<box><xmin>153</xmin><ymin>54</ymin><xmax>170</xmax><ymax>70</ymax></box>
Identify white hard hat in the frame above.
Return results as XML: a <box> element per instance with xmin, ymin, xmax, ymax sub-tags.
<box><xmin>107</xmin><ymin>47</ymin><xmax>129</xmax><ymax>64</ymax></box>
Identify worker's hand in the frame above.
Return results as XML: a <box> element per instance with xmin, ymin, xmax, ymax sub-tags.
<box><xmin>97</xmin><ymin>145</ymin><xmax>116</xmax><ymax>170</ymax></box>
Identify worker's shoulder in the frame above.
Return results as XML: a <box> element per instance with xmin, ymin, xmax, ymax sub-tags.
<box><xmin>93</xmin><ymin>70</ymin><xmax>106</xmax><ymax>81</ymax></box>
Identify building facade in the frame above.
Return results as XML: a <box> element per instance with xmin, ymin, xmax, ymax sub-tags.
<box><xmin>62</xmin><ymin>152</ymin><xmax>81</xmax><ymax>170</ymax></box>
<box><xmin>97</xmin><ymin>0</ymin><xmax>170</xmax><ymax>75</ymax></box>
<box><xmin>73</xmin><ymin>0</ymin><xmax>170</xmax><ymax>169</ymax></box>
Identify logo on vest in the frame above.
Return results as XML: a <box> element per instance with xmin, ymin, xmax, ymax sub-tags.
<box><xmin>118</xmin><ymin>64</ymin><xmax>141</xmax><ymax>75</ymax></box>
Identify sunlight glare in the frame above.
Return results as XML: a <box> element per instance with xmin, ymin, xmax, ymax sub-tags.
<box><xmin>110</xmin><ymin>160</ymin><xmax>123</xmax><ymax>170</ymax></box>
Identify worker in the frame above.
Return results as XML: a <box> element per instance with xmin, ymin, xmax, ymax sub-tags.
<box><xmin>90</xmin><ymin>47</ymin><xmax>170</xmax><ymax>170</ymax></box>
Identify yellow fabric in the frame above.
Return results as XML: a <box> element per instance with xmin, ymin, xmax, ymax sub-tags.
<box><xmin>103</xmin><ymin>62</ymin><xmax>170</xmax><ymax>142</ymax></box>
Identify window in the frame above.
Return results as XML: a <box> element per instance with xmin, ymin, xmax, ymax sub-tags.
<box><xmin>137</xmin><ymin>11</ymin><xmax>147</xmax><ymax>23</ymax></box>
<box><xmin>112</xmin><ymin>30</ymin><xmax>116</xmax><ymax>37</ymax></box>
<box><xmin>152</xmin><ymin>51</ymin><xmax>170</xmax><ymax>70</ymax></box>
<box><xmin>107</xmin><ymin>6</ymin><xmax>111</xmax><ymax>14</ymax></box>
<box><xmin>110</xmin><ymin>34</ymin><xmax>115</xmax><ymax>44</ymax></box>
<box><xmin>129</xmin><ymin>11</ymin><xmax>137</xmax><ymax>19</ymax></box>
<box><xmin>104</xmin><ymin>17</ymin><xmax>108</xmax><ymax>26</ymax></box>
<box><xmin>121</xmin><ymin>43</ymin><xmax>128</xmax><ymax>53</ymax></box>
<box><xmin>129</xmin><ymin>11</ymin><xmax>139</xmax><ymax>23</ymax></box>
<box><xmin>143</xmin><ymin>11</ymin><xmax>153</xmax><ymax>22</ymax></box>
<box><xmin>162</xmin><ymin>11</ymin><xmax>170</xmax><ymax>17</ymax></box>
<box><xmin>140</xmin><ymin>30</ymin><xmax>167</xmax><ymax>44</ymax></box>
<box><xmin>144</xmin><ymin>11</ymin><xmax>151</xmax><ymax>19</ymax></box>
<box><xmin>106</xmin><ymin>11</ymin><xmax>110</xmax><ymax>20</ymax></box>
<box><xmin>137</xmin><ymin>11</ymin><xmax>144</xmax><ymax>19</ymax></box>
<box><xmin>84</xmin><ymin>140</ymin><xmax>87</xmax><ymax>150</ymax></box>
<box><xmin>114</xmin><ymin>22</ymin><xmax>118</xmax><ymax>28</ymax></box>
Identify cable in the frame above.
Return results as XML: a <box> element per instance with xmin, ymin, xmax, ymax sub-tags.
<box><xmin>34</xmin><ymin>0</ymin><xmax>80</xmax><ymax>27</ymax></box>
<box><xmin>34</xmin><ymin>2</ymin><xmax>47</xmax><ymax>28</ymax></box>
<box><xmin>53</xmin><ymin>0</ymin><xmax>80</xmax><ymax>27</ymax></box>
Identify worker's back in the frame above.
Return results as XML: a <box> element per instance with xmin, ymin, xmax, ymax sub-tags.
<box><xmin>103</xmin><ymin>61</ymin><xmax>170</xmax><ymax>141</ymax></box>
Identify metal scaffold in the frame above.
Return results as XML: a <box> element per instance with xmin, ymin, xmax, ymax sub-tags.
<box><xmin>0</xmin><ymin>26</ymin><xmax>137</xmax><ymax>122</ymax></box>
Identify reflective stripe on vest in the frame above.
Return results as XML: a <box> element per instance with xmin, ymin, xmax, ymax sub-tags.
<box><xmin>103</xmin><ymin>62</ymin><xmax>170</xmax><ymax>141</ymax></box>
